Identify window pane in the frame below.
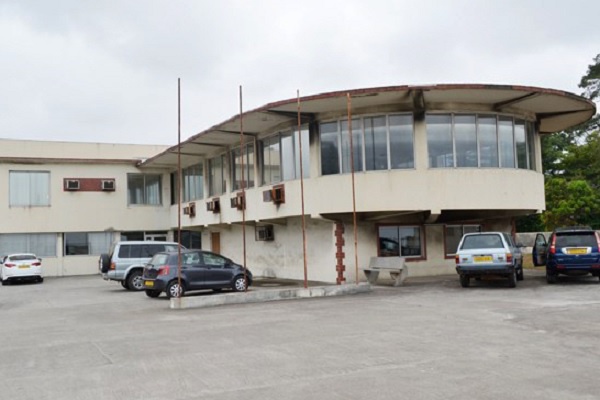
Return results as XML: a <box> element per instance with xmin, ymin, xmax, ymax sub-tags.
<box><xmin>209</xmin><ymin>156</ymin><xmax>224</xmax><ymax>196</ymax></box>
<box><xmin>527</xmin><ymin>122</ymin><xmax>536</xmax><ymax>171</ymax></box>
<box><xmin>320</xmin><ymin>122</ymin><xmax>340</xmax><ymax>175</ymax></box>
<box><xmin>0</xmin><ymin>233</ymin><xmax>56</xmax><ymax>257</ymax></box>
<box><xmin>445</xmin><ymin>226</ymin><xmax>463</xmax><ymax>256</ymax></box>
<box><xmin>246</xmin><ymin>143</ymin><xmax>255</xmax><ymax>188</ymax></box>
<box><xmin>478</xmin><ymin>116</ymin><xmax>498</xmax><ymax>167</ymax></box>
<box><xmin>89</xmin><ymin>232</ymin><xmax>113</xmax><ymax>255</ymax></box>
<box><xmin>127</xmin><ymin>174</ymin><xmax>145</xmax><ymax>204</ymax></box>
<box><xmin>262</xmin><ymin>136</ymin><xmax>281</xmax><ymax>185</ymax></box>
<box><xmin>183</xmin><ymin>164</ymin><xmax>203</xmax><ymax>202</ymax></box>
<box><xmin>498</xmin><ymin>117</ymin><xmax>515</xmax><ymax>168</ymax></box>
<box><xmin>399</xmin><ymin>227</ymin><xmax>421</xmax><ymax>257</ymax></box>
<box><xmin>293</xmin><ymin>127</ymin><xmax>310</xmax><ymax>179</ymax></box>
<box><xmin>364</xmin><ymin>116</ymin><xmax>388</xmax><ymax>171</ymax></box>
<box><xmin>515</xmin><ymin>120</ymin><xmax>527</xmax><ymax>169</ymax></box>
<box><xmin>340</xmin><ymin>118</ymin><xmax>362</xmax><ymax>173</ymax></box>
<box><xmin>389</xmin><ymin>115</ymin><xmax>414</xmax><ymax>169</ymax></box>
<box><xmin>379</xmin><ymin>227</ymin><xmax>400</xmax><ymax>257</ymax></box>
<box><xmin>145</xmin><ymin>175</ymin><xmax>162</xmax><ymax>205</ymax></box>
<box><xmin>9</xmin><ymin>171</ymin><xmax>50</xmax><ymax>207</ymax></box>
<box><xmin>65</xmin><ymin>233</ymin><xmax>89</xmax><ymax>255</ymax></box>
<box><xmin>426</xmin><ymin>114</ymin><xmax>453</xmax><ymax>168</ymax></box>
<box><xmin>281</xmin><ymin>131</ymin><xmax>295</xmax><ymax>181</ymax></box>
<box><xmin>454</xmin><ymin>115</ymin><xmax>478</xmax><ymax>167</ymax></box>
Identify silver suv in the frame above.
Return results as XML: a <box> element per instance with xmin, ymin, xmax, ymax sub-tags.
<box><xmin>99</xmin><ymin>241</ymin><xmax>184</xmax><ymax>291</ymax></box>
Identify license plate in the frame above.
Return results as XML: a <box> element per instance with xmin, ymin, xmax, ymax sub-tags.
<box><xmin>19</xmin><ymin>265</ymin><xmax>30</xmax><ymax>269</ymax></box>
<box><xmin>567</xmin><ymin>248</ymin><xmax>587</xmax><ymax>255</ymax></box>
<box><xmin>144</xmin><ymin>281</ymin><xmax>154</xmax><ymax>287</ymax></box>
<box><xmin>473</xmin><ymin>256</ymin><xmax>493</xmax><ymax>262</ymax></box>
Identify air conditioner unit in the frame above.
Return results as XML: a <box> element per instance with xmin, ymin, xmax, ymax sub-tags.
<box><xmin>231</xmin><ymin>192</ymin><xmax>245</xmax><ymax>210</ymax></box>
<box><xmin>101</xmin><ymin>180</ymin><xmax>115</xmax><ymax>191</ymax></box>
<box><xmin>183</xmin><ymin>206</ymin><xmax>190</xmax><ymax>215</ymax></box>
<box><xmin>255</xmin><ymin>225</ymin><xmax>274</xmax><ymax>241</ymax></box>
<box><xmin>271</xmin><ymin>185</ymin><xmax>285</xmax><ymax>204</ymax></box>
<box><xmin>206</xmin><ymin>198</ymin><xmax>220</xmax><ymax>213</ymax></box>
<box><xmin>64</xmin><ymin>179</ymin><xmax>80</xmax><ymax>191</ymax></box>
<box><xmin>188</xmin><ymin>202</ymin><xmax>196</xmax><ymax>217</ymax></box>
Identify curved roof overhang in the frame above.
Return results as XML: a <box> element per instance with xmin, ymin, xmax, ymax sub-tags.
<box><xmin>140</xmin><ymin>84</ymin><xmax>596</xmax><ymax>169</ymax></box>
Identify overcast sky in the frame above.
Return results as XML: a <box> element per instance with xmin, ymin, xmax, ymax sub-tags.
<box><xmin>1</xmin><ymin>0</ymin><xmax>599</xmax><ymax>145</ymax></box>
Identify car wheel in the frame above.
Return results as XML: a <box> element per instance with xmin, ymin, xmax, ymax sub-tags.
<box><xmin>121</xmin><ymin>280</ymin><xmax>129</xmax><ymax>289</ymax></box>
<box><xmin>508</xmin><ymin>269</ymin><xmax>517</xmax><ymax>288</ymax></box>
<box><xmin>232</xmin><ymin>275</ymin><xmax>248</xmax><ymax>292</ymax></box>
<box><xmin>145</xmin><ymin>289</ymin><xmax>161</xmax><ymax>298</ymax></box>
<box><xmin>126</xmin><ymin>270</ymin><xmax>144</xmax><ymax>291</ymax></box>
<box><xmin>546</xmin><ymin>271</ymin><xmax>557</xmax><ymax>284</ymax></box>
<box><xmin>166</xmin><ymin>280</ymin><xmax>184</xmax><ymax>298</ymax></box>
<box><xmin>460</xmin><ymin>275</ymin><xmax>470</xmax><ymax>288</ymax></box>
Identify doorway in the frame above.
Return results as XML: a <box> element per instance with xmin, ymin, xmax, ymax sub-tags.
<box><xmin>211</xmin><ymin>232</ymin><xmax>221</xmax><ymax>254</ymax></box>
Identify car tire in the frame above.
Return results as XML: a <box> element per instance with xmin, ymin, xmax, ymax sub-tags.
<box><xmin>121</xmin><ymin>280</ymin><xmax>129</xmax><ymax>289</ymax></box>
<box><xmin>546</xmin><ymin>271</ymin><xmax>557</xmax><ymax>284</ymax></box>
<box><xmin>508</xmin><ymin>269</ymin><xmax>517</xmax><ymax>288</ymax></box>
<box><xmin>145</xmin><ymin>289</ymin><xmax>161</xmax><ymax>298</ymax></box>
<box><xmin>37</xmin><ymin>277</ymin><xmax>44</xmax><ymax>283</ymax></box>
<box><xmin>232</xmin><ymin>275</ymin><xmax>248</xmax><ymax>292</ymax></box>
<box><xmin>126</xmin><ymin>270</ymin><xmax>144</xmax><ymax>291</ymax></box>
<box><xmin>460</xmin><ymin>275</ymin><xmax>470</xmax><ymax>288</ymax></box>
<box><xmin>166</xmin><ymin>280</ymin><xmax>184</xmax><ymax>298</ymax></box>
<box><xmin>99</xmin><ymin>253</ymin><xmax>111</xmax><ymax>273</ymax></box>
<box><xmin>1</xmin><ymin>278</ymin><xmax>8</xmax><ymax>286</ymax></box>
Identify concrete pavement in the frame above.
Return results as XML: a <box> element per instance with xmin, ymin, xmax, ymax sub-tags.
<box><xmin>1</xmin><ymin>271</ymin><xmax>600</xmax><ymax>399</ymax></box>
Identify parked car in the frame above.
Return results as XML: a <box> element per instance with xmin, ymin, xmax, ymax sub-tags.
<box><xmin>455</xmin><ymin>232</ymin><xmax>523</xmax><ymax>288</ymax></box>
<box><xmin>99</xmin><ymin>241</ymin><xmax>184</xmax><ymax>291</ymax></box>
<box><xmin>532</xmin><ymin>226</ymin><xmax>600</xmax><ymax>284</ymax></box>
<box><xmin>142</xmin><ymin>250</ymin><xmax>253</xmax><ymax>298</ymax></box>
<box><xmin>0</xmin><ymin>253</ymin><xmax>43</xmax><ymax>285</ymax></box>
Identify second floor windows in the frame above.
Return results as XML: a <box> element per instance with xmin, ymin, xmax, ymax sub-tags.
<box><xmin>9</xmin><ymin>170</ymin><xmax>51</xmax><ymax>207</ymax></box>
<box><xmin>231</xmin><ymin>143</ymin><xmax>255</xmax><ymax>191</ymax></box>
<box><xmin>127</xmin><ymin>174</ymin><xmax>162</xmax><ymax>205</ymax></box>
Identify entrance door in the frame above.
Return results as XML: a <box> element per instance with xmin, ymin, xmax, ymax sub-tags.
<box><xmin>211</xmin><ymin>232</ymin><xmax>220</xmax><ymax>254</ymax></box>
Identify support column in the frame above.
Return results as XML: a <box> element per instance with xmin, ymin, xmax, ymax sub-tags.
<box><xmin>335</xmin><ymin>222</ymin><xmax>346</xmax><ymax>284</ymax></box>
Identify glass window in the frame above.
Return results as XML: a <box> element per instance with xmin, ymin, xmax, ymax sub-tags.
<box><xmin>281</xmin><ymin>131</ymin><xmax>295</xmax><ymax>181</ymax></box>
<box><xmin>498</xmin><ymin>117</ymin><xmax>515</xmax><ymax>168</ymax></box>
<box><xmin>0</xmin><ymin>233</ymin><xmax>57</xmax><ymax>257</ymax></box>
<box><xmin>9</xmin><ymin>171</ymin><xmax>50</xmax><ymax>207</ymax></box>
<box><xmin>202</xmin><ymin>252</ymin><xmax>228</xmax><ymax>267</ymax></box>
<box><xmin>445</xmin><ymin>225</ymin><xmax>481</xmax><ymax>256</ymax></box>
<box><xmin>293</xmin><ymin>127</ymin><xmax>310</xmax><ymax>179</ymax></box>
<box><xmin>175</xmin><ymin>230</ymin><xmax>202</xmax><ymax>249</ymax></box>
<box><xmin>340</xmin><ymin>118</ymin><xmax>363</xmax><ymax>173</ymax></box>
<box><xmin>182</xmin><ymin>163</ymin><xmax>204</xmax><ymax>202</ymax></box>
<box><xmin>378</xmin><ymin>226</ymin><xmax>423</xmax><ymax>258</ymax></box>
<box><xmin>320</xmin><ymin>122</ymin><xmax>340</xmax><ymax>175</ymax></box>
<box><xmin>454</xmin><ymin>115</ymin><xmax>478</xmax><ymax>167</ymax></box>
<box><xmin>426</xmin><ymin>114</ymin><xmax>453</xmax><ymax>168</ymax></box>
<box><xmin>515</xmin><ymin>120</ymin><xmax>527</xmax><ymax>169</ymax></box>
<box><xmin>64</xmin><ymin>232</ymin><xmax>112</xmax><ymax>256</ymax></box>
<box><xmin>127</xmin><ymin>174</ymin><xmax>162</xmax><ymax>205</ymax></box>
<box><xmin>208</xmin><ymin>155</ymin><xmax>225</xmax><ymax>196</ymax></box>
<box><xmin>527</xmin><ymin>122</ymin><xmax>536</xmax><ymax>171</ymax></box>
<box><xmin>389</xmin><ymin>114</ymin><xmax>414</xmax><ymax>169</ymax></box>
<box><xmin>231</xmin><ymin>143</ymin><xmax>255</xmax><ymax>191</ymax></box>
<box><xmin>364</xmin><ymin>116</ymin><xmax>388</xmax><ymax>171</ymax></box>
<box><xmin>478</xmin><ymin>116</ymin><xmax>498</xmax><ymax>167</ymax></box>
<box><xmin>261</xmin><ymin>135</ymin><xmax>281</xmax><ymax>185</ymax></box>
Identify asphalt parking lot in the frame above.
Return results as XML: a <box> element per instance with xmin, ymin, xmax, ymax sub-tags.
<box><xmin>1</xmin><ymin>270</ymin><xmax>600</xmax><ymax>400</ymax></box>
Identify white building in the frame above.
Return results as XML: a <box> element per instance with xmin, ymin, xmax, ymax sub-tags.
<box><xmin>0</xmin><ymin>84</ymin><xmax>595</xmax><ymax>282</ymax></box>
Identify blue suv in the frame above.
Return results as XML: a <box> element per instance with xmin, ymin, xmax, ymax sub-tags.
<box><xmin>532</xmin><ymin>226</ymin><xmax>600</xmax><ymax>283</ymax></box>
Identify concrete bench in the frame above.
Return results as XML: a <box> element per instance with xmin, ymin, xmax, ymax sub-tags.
<box><xmin>362</xmin><ymin>257</ymin><xmax>408</xmax><ymax>287</ymax></box>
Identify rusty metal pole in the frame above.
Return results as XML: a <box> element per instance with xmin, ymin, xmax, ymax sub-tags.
<box><xmin>297</xmin><ymin>90</ymin><xmax>308</xmax><ymax>289</ymax></box>
<box><xmin>239</xmin><ymin>85</ymin><xmax>247</xmax><ymax>291</ymax></box>
<box><xmin>347</xmin><ymin>93</ymin><xmax>359</xmax><ymax>284</ymax></box>
<box><xmin>177</xmin><ymin>78</ymin><xmax>182</xmax><ymax>299</ymax></box>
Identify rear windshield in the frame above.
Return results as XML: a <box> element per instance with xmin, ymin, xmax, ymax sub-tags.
<box><xmin>555</xmin><ymin>232</ymin><xmax>598</xmax><ymax>248</ymax></box>
<box><xmin>148</xmin><ymin>253</ymin><xmax>169</xmax><ymax>265</ymax></box>
<box><xmin>460</xmin><ymin>234</ymin><xmax>504</xmax><ymax>250</ymax></box>
<box><xmin>9</xmin><ymin>255</ymin><xmax>37</xmax><ymax>261</ymax></box>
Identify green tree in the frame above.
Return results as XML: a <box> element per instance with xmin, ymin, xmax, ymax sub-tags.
<box><xmin>543</xmin><ymin>178</ymin><xmax>600</xmax><ymax>229</ymax></box>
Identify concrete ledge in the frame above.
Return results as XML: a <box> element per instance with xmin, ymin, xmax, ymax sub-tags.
<box><xmin>170</xmin><ymin>282</ymin><xmax>372</xmax><ymax>310</ymax></box>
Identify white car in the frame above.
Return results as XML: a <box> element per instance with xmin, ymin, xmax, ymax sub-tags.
<box><xmin>0</xmin><ymin>253</ymin><xmax>44</xmax><ymax>285</ymax></box>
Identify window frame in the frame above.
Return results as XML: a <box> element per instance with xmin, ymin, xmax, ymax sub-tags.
<box><xmin>376</xmin><ymin>224</ymin><xmax>426</xmax><ymax>260</ymax></box>
<box><xmin>127</xmin><ymin>173</ymin><xmax>163</xmax><ymax>206</ymax></box>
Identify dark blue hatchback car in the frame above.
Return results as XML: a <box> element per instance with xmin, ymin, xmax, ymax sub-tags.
<box><xmin>142</xmin><ymin>250</ymin><xmax>252</xmax><ymax>298</ymax></box>
<box><xmin>532</xmin><ymin>226</ymin><xmax>600</xmax><ymax>283</ymax></box>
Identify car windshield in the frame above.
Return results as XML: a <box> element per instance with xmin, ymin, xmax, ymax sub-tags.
<box><xmin>461</xmin><ymin>234</ymin><xmax>503</xmax><ymax>250</ymax></box>
<box><xmin>9</xmin><ymin>255</ymin><xmax>37</xmax><ymax>261</ymax></box>
<box><xmin>555</xmin><ymin>232</ymin><xmax>597</xmax><ymax>248</ymax></box>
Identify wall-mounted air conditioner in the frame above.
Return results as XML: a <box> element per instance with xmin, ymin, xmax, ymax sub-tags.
<box><xmin>101</xmin><ymin>179</ymin><xmax>115</xmax><ymax>191</ymax></box>
<box><xmin>64</xmin><ymin>179</ymin><xmax>80</xmax><ymax>191</ymax></box>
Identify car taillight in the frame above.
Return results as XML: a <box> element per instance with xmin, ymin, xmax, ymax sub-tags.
<box><xmin>549</xmin><ymin>235</ymin><xmax>557</xmax><ymax>255</ymax></box>
<box><xmin>158</xmin><ymin>266</ymin><xmax>170</xmax><ymax>275</ymax></box>
<box><xmin>32</xmin><ymin>262</ymin><xmax>41</xmax><ymax>266</ymax></box>
<box><xmin>455</xmin><ymin>255</ymin><xmax>459</xmax><ymax>264</ymax></box>
<box><xmin>4</xmin><ymin>263</ymin><xmax>16</xmax><ymax>268</ymax></box>
<box><xmin>506</xmin><ymin>253</ymin><xmax>513</xmax><ymax>263</ymax></box>
<box><xmin>110</xmin><ymin>262</ymin><xmax>116</xmax><ymax>270</ymax></box>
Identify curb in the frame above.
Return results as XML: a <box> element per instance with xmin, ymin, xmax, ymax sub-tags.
<box><xmin>169</xmin><ymin>282</ymin><xmax>372</xmax><ymax>310</ymax></box>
